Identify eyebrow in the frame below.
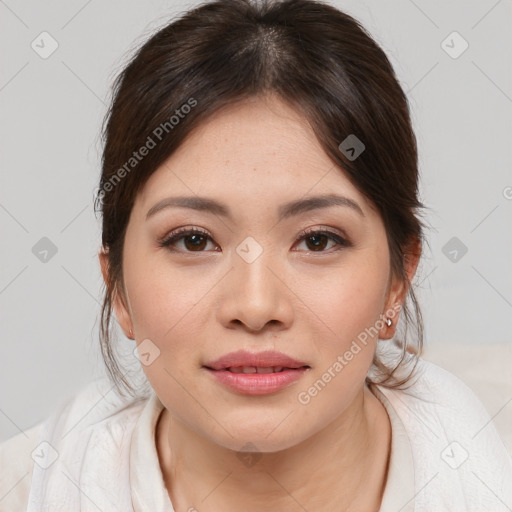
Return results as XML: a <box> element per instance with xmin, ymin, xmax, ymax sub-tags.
<box><xmin>146</xmin><ymin>193</ymin><xmax>365</xmax><ymax>221</ymax></box>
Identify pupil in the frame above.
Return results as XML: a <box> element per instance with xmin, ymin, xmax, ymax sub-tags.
<box><xmin>186</xmin><ymin>234</ymin><xmax>206</xmax><ymax>251</ymax></box>
<box><xmin>308</xmin><ymin>235</ymin><xmax>326</xmax><ymax>251</ymax></box>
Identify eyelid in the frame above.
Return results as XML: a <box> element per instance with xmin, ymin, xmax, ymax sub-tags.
<box><xmin>158</xmin><ymin>225</ymin><xmax>352</xmax><ymax>253</ymax></box>
<box><xmin>295</xmin><ymin>225</ymin><xmax>349</xmax><ymax>243</ymax></box>
<box><xmin>158</xmin><ymin>226</ymin><xmax>217</xmax><ymax>251</ymax></box>
<box><xmin>292</xmin><ymin>226</ymin><xmax>352</xmax><ymax>252</ymax></box>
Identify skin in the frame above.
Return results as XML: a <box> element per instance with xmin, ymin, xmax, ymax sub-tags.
<box><xmin>100</xmin><ymin>93</ymin><xmax>421</xmax><ymax>512</ymax></box>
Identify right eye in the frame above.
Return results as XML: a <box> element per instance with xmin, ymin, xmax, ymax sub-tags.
<box><xmin>158</xmin><ymin>227</ymin><xmax>219</xmax><ymax>253</ymax></box>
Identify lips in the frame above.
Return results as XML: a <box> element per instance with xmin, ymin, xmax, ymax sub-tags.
<box><xmin>226</xmin><ymin>366</ymin><xmax>295</xmax><ymax>374</ymax></box>
<box><xmin>203</xmin><ymin>350</ymin><xmax>310</xmax><ymax>372</ymax></box>
<box><xmin>203</xmin><ymin>350</ymin><xmax>310</xmax><ymax>395</ymax></box>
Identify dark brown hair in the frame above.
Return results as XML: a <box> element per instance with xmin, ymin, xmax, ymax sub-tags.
<box><xmin>95</xmin><ymin>0</ymin><xmax>427</xmax><ymax>398</ymax></box>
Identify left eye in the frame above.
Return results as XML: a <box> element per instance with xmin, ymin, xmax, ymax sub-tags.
<box><xmin>294</xmin><ymin>229</ymin><xmax>350</xmax><ymax>252</ymax></box>
<box><xmin>158</xmin><ymin>228</ymin><xmax>350</xmax><ymax>253</ymax></box>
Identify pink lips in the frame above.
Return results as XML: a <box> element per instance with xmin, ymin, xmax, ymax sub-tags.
<box><xmin>203</xmin><ymin>350</ymin><xmax>310</xmax><ymax>396</ymax></box>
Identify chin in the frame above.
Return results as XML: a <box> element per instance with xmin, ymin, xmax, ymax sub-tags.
<box><xmin>209</xmin><ymin>421</ymin><xmax>308</xmax><ymax>455</ymax></box>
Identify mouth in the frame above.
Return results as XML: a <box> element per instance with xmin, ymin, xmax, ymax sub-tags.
<box><xmin>203</xmin><ymin>365</ymin><xmax>311</xmax><ymax>395</ymax></box>
<box><xmin>205</xmin><ymin>365</ymin><xmax>310</xmax><ymax>373</ymax></box>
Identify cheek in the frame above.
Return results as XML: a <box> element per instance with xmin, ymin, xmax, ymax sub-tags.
<box><xmin>123</xmin><ymin>247</ymin><xmax>225</xmax><ymax>382</ymax></box>
<box><xmin>301</xmin><ymin>252</ymin><xmax>389</xmax><ymax>352</ymax></box>
<box><xmin>293</xmin><ymin>265</ymin><xmax>388</xmax><ymax>421</ymax></box>
<box><xmin>124</xmin><ymin>243</ymin><xmax>202</xmax><ymax>336</ymax></box>
<box><xmin>123</xmin><ymin>256</ymin><xmax>210</xmax><ymax>416</ymax></box>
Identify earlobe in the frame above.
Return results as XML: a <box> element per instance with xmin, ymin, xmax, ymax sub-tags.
<box><xmin>98</xmin><ymin>248</ymin><xmax>134</xmax><ymax>339</ymax></box>
<box><xmin>379</xmin><ymin>236</ymin><xmax>422</xmax><ymax>340</ymax></box>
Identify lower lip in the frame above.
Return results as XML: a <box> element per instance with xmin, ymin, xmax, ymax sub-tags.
<box><xmin>205</xmin><ymin>367</ymin><xmax>309</xmax><ymax>395</ymax></box>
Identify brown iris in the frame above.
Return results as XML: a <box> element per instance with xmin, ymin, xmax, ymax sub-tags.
<box><xmin>305</xmin><ymin>234</ymin><xmax>329</xmax><ymax>251</ymax></box>
<box><xmin>184</xmin><ymin>234</ymin><xmax>208</xmax><ymax>251</ymax></box>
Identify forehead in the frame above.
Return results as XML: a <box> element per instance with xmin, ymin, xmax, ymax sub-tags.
<box><xmin>136</xmin><ymin>95</ymin><xmax>372</xmax><ymax>215</ymax></box>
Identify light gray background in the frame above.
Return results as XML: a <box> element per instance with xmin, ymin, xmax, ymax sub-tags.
<box><xmin>1</xmin><ymin>0</ymin><xmax>511</xmax><ymax>446</ymax></box>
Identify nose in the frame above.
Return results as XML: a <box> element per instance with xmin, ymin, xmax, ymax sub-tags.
<box><xmin>216</xmin><ymin>250</ymin><xmax>294</xmax><ymax>333</ymax></box>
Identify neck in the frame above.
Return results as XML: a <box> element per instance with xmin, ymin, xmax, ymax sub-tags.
<box><xmin>156</xmin><ymin>384</ymin><xmax>391</xmax><ymax>512</ymax></box>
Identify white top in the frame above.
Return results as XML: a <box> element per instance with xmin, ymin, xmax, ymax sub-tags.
<box><xmin>1</xmin><ymin>354</ymin><xmax>511</xmax><ymax>511</ymax></box>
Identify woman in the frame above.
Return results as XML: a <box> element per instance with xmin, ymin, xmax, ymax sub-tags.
<box><xmin>1</xmin><ymin>0</ymin><xmax>511</xmax><ymax>510</ymax></box>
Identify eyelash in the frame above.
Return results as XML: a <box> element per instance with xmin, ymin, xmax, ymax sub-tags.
<box><xmin>158</xmin><ymin>226</ymin><xmax>351</xmax><ymax>254</ymax></box>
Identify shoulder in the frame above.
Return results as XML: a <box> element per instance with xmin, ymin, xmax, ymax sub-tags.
<box><xmin>372</xmin><ymin>344</ymin><xmax>506</xmax><ymax>433</ymax></box>
<box><xmin>374</xmin><ymin>352</ymin><xmax>512</xmax><ymax>511</ymax></box>
<box><xmin>35</xmin><ymin>376</ymin><xmax>149</xmax><ymax>446</ymax></box>
<box><xmin>380</xmin><ymin>355</ymin><xmax>503</xmax><ymax>432</ymax></box>
<box><xmin>0</xmin><ymin>377</ymin><xmax>148</xmax><ymax>512</ymax></box>
<box><xmin>0</xmin><ymin>423</ymin><xmax>43</xmax><ymax>512</ymax></box>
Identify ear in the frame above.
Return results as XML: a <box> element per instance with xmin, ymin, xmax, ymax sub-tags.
<box><xmin>99</xmin><ymin>248</ymin><xmax>134</xmax><ymax>339</ymax></box>
<box><xmin>379</xmin><ymin>236</ymin><xmax>422</xmax><ymax>339</ymax></box>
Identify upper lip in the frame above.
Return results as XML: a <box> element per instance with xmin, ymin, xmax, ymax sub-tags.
<box><xmin>204</xmin><ymin>350</ymin><xmax>310</xmax><ymax>370</ymax></box>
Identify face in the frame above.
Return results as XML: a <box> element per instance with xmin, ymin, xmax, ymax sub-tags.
<box><xmin>103</xmin><ymin>94</ymin><xmax>409</xmax><ymax>453</ymax></box>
